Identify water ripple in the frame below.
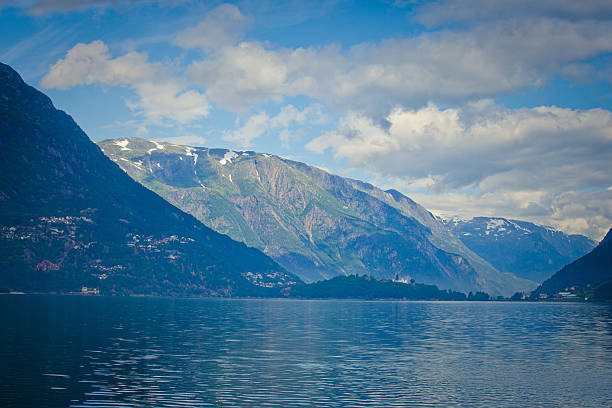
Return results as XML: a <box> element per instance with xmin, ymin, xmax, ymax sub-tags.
<box><xmin>1</xmin><ymin>297</ymin><xmax>612</xmax><ymax>407</ymax></box>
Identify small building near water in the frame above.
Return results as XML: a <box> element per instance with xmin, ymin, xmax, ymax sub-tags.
<box><xmin>81</xmin><ymin>286</ymin><xmax>99</xmax><ymax>295</ymax></box>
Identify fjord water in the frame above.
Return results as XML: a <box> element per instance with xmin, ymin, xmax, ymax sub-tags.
<box><xmin>1</xmin><ymin>296</ymin><xmax>611</xmax><ymax>407</ymax></box>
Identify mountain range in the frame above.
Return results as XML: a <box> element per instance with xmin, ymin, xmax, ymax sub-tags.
<box><xmin>2</xmin><ymin>60</ymin><xmax>601</xmax><ymax>299</ymax></box>
<box><xmin>445</xmin><ymin>217</ymin><xmax>595</xmax><ymax>283</ymax></box>
<box><xmin>99</xmin><ymin>137</ymin><xmax>538</xmax><ymax>296</ymax></box>
<box><xmin>0</xmin><ymin>62</ymin><xmax>298</xmax><ymax>296</ymax></box>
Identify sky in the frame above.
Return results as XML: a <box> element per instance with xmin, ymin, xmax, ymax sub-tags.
<box><xmin>1</xmin><ymin>0</ymin><xmax>611</xmax><ymax>240</ymax></box>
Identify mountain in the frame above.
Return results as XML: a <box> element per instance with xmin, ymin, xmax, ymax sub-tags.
<box><xmin>445</xmin><ymin>217</ymin><xmax>596</xmax><ymax>283</ymax></box>
<box><xmin>99</xmin><ymin>137</ymin><xmax>536</xmax><ymax>296</ymax></box>
<box><xmin>534</xmin><ymin>228</ymin><xmax>612</xmax><ymax>301</ymax></box>
<box><xmin>0</xmin><ymin>62</ymin><xmax>298</xmax><ymax>296</ymax></box>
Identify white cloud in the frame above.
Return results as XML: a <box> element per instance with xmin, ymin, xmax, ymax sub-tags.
<box><xmin>41</xmin><ymin>5</ymin><xmax>612</xmax><ymax>119</ymax></box>
<box><xmin>32</xmin><ymin>3</ymin><xmax>612</xmax><ymax>239</ymax></box>
<box><xmin>279</xmin><ymin>128</ymin><xmax>307</xmax><ymax>148</ymax></box>
<box><xmin>1</xmin><ymin>0</ymin><xmax>175</xmax><ymax>15</ymax></box>
<box><xmin>100</xmin><ymin>119</ymin><xmax>149</xmax><ymax>135</ymax></box>
<box><xmin>309</xmin><ymin>102</ymin><xmax>612</xmax><ymax>190</ymax></box>
<box><xmin>415</xmin><ymin>0</ymin><xmax>612</xmax><ymax>28</ymax></box>
<box><xmin>127</xmin><ymin>82</ymin><xmax>209</xmax><ymax>125</ymax></box>
<box><xmin>270</xmin><ymin>104</ymin><xmax>328</xmax><ymax>128</ymax></box>
<box><xmin>174</xmin><ymin>4</ymin><xmax>249</xmax><ymax>53</ymax></box>
<box><xmin>159</xmin><ymin>134</ymin><xmax>207</xmax><ymax>147</ymax></box>
<box><xmin>307</xmin><ymin>101</ymin><xmax>612</xmax><ymax>239</ymax></box>
<box><xmin>186</xmin><ymin>41</ymin><xmax>295</xmax><ymax>111</ymax></box>
<box><xmin>224</xmin><ymin>104</ymin><xmax>328</xmax><ymax>147</ymax></box>
<box><xmin>41</xmin><ymin>40</ymin><xmax>209</xmax><ymax>127</ymax></box>
<box><xmin>183</xmin><ymin>18</ymin><xmax>612</xmax><ymax>114</ymax></box>
<box><xmin>224</xmin><ymin>111</ymin><xmax>269</xmax><ymax>147</ymax></box>
<box><xmin>40</xmin><ymin>40</ymin><xmax>155</xmax><ymax>89</ymax></box>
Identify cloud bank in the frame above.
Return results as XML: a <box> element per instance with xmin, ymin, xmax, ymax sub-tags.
<box><xmin>179</xmin><ymin>17</ymin><xmax>612</xmax><ymax>115</ymax></box>
<box><xmin>307</xmin><ymin>101</ymin><xmax>612</xmax><ymax>239</ymax></box>
<box><xmin>224</xmin><ymin>104</ymin><xmax>328</xmax><ymax>147</ymax></box>
<box><xmin>35</xmin><ymin>2</ymin><xmax>612</xmax><ymax>238</ymax></box>
<box><xmin>41</xmin><ymin>40</ymin><xmax>209</xmax><ymax>128</ymax></box>
<box><xmin>2</xmin><ymin>0</ymin><xmax>169</xmax><ymax>15</ymax></box>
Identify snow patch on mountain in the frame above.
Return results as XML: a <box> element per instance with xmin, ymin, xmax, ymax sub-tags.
<box><xmin>147</xmin><ymin>140</ymin><xmax>165</xmax><ymax>153</ymax></box>
<box><xmin>445</xmin><ymin>215</ymin><xmax>473</xmax><ymax>227</ymax></box>
<box><xmin>219</xmin><ymin>151</ymin><xmax>238</xmax><ymax>165</ymax></box>
<box><xmin>486</xmin><ymin>218</ymin><xmax>507</xmax><ymax>235</ymax></box>
<box><xmin>508</xmin><ymin>220</ymin><xmax>532</xmax><ymax>234</ymax></box>
<box><xmin>114</xmin><ymin>139</ymin><xmax>131</xmax><ymax>151</ymax></box>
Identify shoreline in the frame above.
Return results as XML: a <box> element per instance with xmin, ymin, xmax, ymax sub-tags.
<box><xmin>0</xmin><ymin>291</ymin><xmax>604</xmax><ymax>303</ymax></box>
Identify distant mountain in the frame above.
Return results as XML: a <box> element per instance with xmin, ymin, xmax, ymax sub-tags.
<box><xmin>0</xmin><ymin>62</ymin><xmax>298</xmax><ymax>296</ymax></box>
<box><xmin>534</xmin><ymin>228</ymin><xmax>612</xmax><ymax>301</ymax></box>
<box><xmin>99</xmin><ymin>137</ymin><xmax>536</xmax><ymax>296</ymax></box>
<box><xmin>445</xmin><ymin>217</ymin><xmax>595</xmax><ymax>283</ymax></box>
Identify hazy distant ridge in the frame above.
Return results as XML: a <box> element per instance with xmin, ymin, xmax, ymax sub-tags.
<box><xmin>446</xmin><ymin>217</ymin><xmax>595</xmax><ymax>283</ymax></box>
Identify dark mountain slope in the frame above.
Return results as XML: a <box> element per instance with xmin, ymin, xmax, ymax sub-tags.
<box><xmin>535</xmin><ymin>228</ymin><xmax>612</xmax><ymax>300</ymax></box>
<box><xmin>0</xmin><ymin>62</ymin><xmax>297</xmax><ymax>295</ymax></box>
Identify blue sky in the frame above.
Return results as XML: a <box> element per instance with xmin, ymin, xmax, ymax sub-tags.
<box><xmin>1</xmin><ymin>0</ymin><xmax>612</xmax><ymax>239</ymax></box>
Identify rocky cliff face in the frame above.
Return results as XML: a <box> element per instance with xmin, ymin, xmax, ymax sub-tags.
<box><xmin>0</xmin><ymin>63</ymin><xmax>297</xmax><ymax>295</ymax></box>
<box><xmin>100</xmin><ymin>137</ymin><xmax>536</xmax><ymax>296</ymax></box>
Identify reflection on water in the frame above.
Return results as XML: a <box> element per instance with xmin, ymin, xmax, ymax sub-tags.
<box><xmin>1</xmin><ymin>296</ymin><xmax>611</xmax><ymax>407</ymax></box>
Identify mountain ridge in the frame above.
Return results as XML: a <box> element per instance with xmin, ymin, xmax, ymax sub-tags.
<box><xmin>445</xmin><ymin>216</ymin><xmax>595</xmax><ymax>283</ymax></box>
<box><xmin>99</xmin><ymin>137</ymin><xmax>537</xmax><ymax>296</ymax></box>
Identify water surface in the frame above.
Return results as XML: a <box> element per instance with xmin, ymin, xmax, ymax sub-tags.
<box><xmin>1</xmin><ymin>296</ymin><xmax>611</xmax><ymax>407</ymax></box>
